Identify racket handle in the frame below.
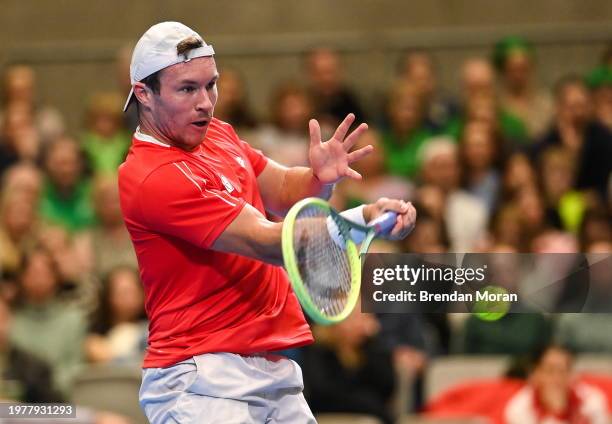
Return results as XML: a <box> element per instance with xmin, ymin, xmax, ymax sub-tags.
<box><xmin>369</xmin><ymin>211</ymin><xmax>397</xmax><ymax>236</ymax></box>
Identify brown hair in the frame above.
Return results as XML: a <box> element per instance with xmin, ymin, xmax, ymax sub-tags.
<box><xmin>138</xmin><ymin>36</ymin><xmax>204</xmax><ymax>100</ymax></box>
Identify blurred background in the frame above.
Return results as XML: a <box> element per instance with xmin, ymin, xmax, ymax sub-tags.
<box><xmin>0</xmin><ymin>1</ymin><xmax>611</xmax><ymax>423</ymax></box>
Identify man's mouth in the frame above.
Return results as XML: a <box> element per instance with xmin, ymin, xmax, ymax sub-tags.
<box><xmin>191</xmin><ymin>120</ymin><xmax>209</xmax><ymax>128</ymax></box>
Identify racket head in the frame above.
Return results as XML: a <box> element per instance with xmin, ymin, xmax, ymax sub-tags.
<box><xmin>282</xmin><ymin>197</ymin><xmax>362</xmax><ymax>325</ymax></box>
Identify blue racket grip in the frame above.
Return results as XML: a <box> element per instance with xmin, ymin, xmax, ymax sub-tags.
<box><xmin>368</xmin><ymin>211</ymin><xmax>398</xmax><ymax>236</ymax></box>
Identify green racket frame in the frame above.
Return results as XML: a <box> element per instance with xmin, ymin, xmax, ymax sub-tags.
<box><xmin>282</xmin><ymin>197</ymin><xmax>363</xmax><ymax>325</ymax></box>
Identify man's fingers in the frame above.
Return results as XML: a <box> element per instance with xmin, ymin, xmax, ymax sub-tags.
<box><xmin>347</xmin><ymin>145</ymin><xmax>373</xmax><ymax>163</ymax></box>
<box><xmin>345</xmin><ymin>167</ymin><xmax>362</xmax><ymax>180</ymax></box>
<box><xmin>332</xmin><ymin>113</ymin><xmax>355</xmax><ymax>142</ymax></box>
<box><xmin>309</xmin><ymin>119</ymin><xmax>322</xmax><ymax>146</ymax></box>
<box><xmin>342</xmin><ymin>123</ymin><xmax>368</xmax><ymax>151</ymax></box>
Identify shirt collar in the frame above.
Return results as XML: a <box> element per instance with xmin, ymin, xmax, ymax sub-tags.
<box><xmin>134</xmin><ymin>126</ymin><xmax>171</xmax><ymax>148</ymax></box>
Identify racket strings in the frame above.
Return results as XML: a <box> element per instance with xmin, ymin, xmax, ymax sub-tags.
<box><xmin>294</xmin><ymin>206</ymin><xmax>353</xmax><ymax>316</ymax></box>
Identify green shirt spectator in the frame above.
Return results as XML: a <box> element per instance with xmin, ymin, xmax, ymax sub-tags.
<box><xmin>40</xmin><ymin>178</ymin><xmax>95</xmax><ymax>232</ymax></box>
<box><xmin>82</xmin><ymin>130</ymin><xmax>130</xmax><ymax>175</ymax></box>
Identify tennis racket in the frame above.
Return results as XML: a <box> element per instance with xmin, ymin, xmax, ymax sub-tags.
<box><xmin>281</xmin><ymin>197</ymin><xmax>397</xmax><ymax>325</ymax></box>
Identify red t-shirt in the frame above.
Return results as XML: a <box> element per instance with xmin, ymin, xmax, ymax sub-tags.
<box><xmin>118</xmin><ymin>118</ymin><xmax>313</xmax><ymax>368</ymax></box>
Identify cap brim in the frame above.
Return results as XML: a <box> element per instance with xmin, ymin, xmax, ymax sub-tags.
<box><xmin>123</xmin><ymin>88</ymin><xmax>134</xmax><ymax>112</ymax></box>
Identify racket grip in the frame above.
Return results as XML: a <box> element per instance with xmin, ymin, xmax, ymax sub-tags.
<box><xmin>369</xmin><ymin>211</ymin><xmax>397</xmax><ymax>236</ymax></box>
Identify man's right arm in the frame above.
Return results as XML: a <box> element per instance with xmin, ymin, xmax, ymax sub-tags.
<box><xmin>211</xmin><ymin>204</ymin><xmax>284</xmax><ymax>265</ymax></box>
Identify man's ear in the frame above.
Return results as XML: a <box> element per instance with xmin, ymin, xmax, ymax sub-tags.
<box><xmin>133</xmin><ymin>82</ymin><xmax>152</xmax><ymax>110</ymax></box>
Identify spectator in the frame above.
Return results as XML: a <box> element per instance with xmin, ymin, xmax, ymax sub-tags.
<box><xmin>252</xmin><ymin>82</ymin><xmax>312</xmax><ymax>166</ymax></box>
<box><xmin>578</xmin><ymin>209</ymin><xmax>612</xmax><ymax>250</ymax></box>
<box><xmin>302</xmin><ymin>309</ymin><xmax>395</xmax><ymax>424</ymax></box>
<box><xmin>585</xmin><ymin>65</ymin><xmax>612</xmax><ymax>131</ymax></box>
<box><xmin>419</xmin><ymin>138</ymin><xmax>488</xmax><ymax>251</ymax></box>
<box><xmin>39</xmin><ymin>136</ymin><xmax>95</xmax><ymax>232</ymax></box>
<box><xmin>0</xmin><ymin>297</ymin><xmax>64</xmax><ymax>402</ymax></box>
<box><xmin>85</xmin><ymin>266</ymin><xmax>147</xmax><ymax>365</ymax></box>
<box><xmin>493</xmin><ymin>36</ymin><xmax>553</xmax><ymax>141</ymax></box>
<box><xmin>397</xmin><ymin>49</ymin><xmax>457</xmax><ymax>132</ymax></box>
<box><xmin>536</xmin><ymin>75</ymin><xmax>612</xmax><ymax>200</ymax></box>
<box><xmin>459</xmin><ymin>120</ymin><xmax>502</xmax><ymax>215</ymax></box>
<box><xmin>501</xmin><ymin>151</ymin><xmax>538</xmax><ymax>202</ymax></box>
<box><xmin>0</xmin><ymin>101</ymin><xmax>40</xmax><ymax>175</ymax></box>
<box><xmin>214</xmin><ymin>68</ymin><xmax>258</xmax><ymax>132</ymax></box>
<box><xmin>1</xmin><ymin>65</ymin><xmax>65</xmax><ymax>143</ymax></box>
<box><xmin>448</xmin><ymin>58</ymin><xmax>526</xmax><ymax>146</ymax></box>
<box><xmin>304</xmin><ymin>47</ymin><xmax>365</xmax><ymax>126</ymax></box>
<box><xmin>81</xmin><ymin>92</ymin><xmax>130</xmax><ymax>176</ymax></box>
<box><xmin>76</xmin><ymin>175</ymin><xmax>137</xmax><ymax>278</ymax></box>
<box><xmin>10</xmin><ymin>248</ymin><xmax>86</xmax><ymax>397</ymax></box>
<box><xmin>1</xmin><ymin>162</ymin><xmax>42</xmax><ymax>203</ymax></box>
<box><xmin>539</xmin><ymin>147</ymin><xmax>582</xmax><ymax>232</ymax></box>
<box><xmin>505</xmin><ymin>345</ymin><xmax>609</xmax><ymax>424</ymax></box>
<box><xmin>0</xmin><ymin>190</ymin><xmax>38</xmax><ymax>279</ymax></box>
<box><xmin>403</xmin><ymin>204</ymin><xmax>449</xmax><ymax>253</ymax></box>
<box><xmin>381</xmin><ymin>82</ymin><xmax>434</xmax><ymax>179</ymax></box>
<box><xmin>489</xmin><ymin>204</ymin><xmax>524</xmax><ymax>250</ymax></box>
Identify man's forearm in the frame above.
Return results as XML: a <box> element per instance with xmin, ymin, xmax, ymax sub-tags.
<box><xmin>277</xmin><ymin>166</ymin><xmax>333</xmax><ymax>211</ymax></box>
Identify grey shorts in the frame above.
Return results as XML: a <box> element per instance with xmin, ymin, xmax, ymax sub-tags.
<box><xmin>139</xmin><ymin>352</ymin><xmax>316</xmax><ymax>423</ymax></box>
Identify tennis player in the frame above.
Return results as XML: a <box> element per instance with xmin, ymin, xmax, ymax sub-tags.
<box><xmin>118</xmin><ymin>21</ymin><xmax>416</xmax><ymax>423</ymax></box>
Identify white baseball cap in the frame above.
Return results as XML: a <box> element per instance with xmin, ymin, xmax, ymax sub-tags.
<box><xmin>123</xmin><ymin>21</ymin><xmax>215</xmax><ymax>112</ymax></box>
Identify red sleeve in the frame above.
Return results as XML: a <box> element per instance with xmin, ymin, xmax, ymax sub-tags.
<box><xmin>217</xmin><ymin>120</ymin><xmax>268</xmax><ymax>175</ymax></box>
<box><xmin>137</xmin><ymin>162</ymin><xmax>246</xmax><ymax>248</ymax></box>
<box><xmin>239</xmin><ymin>138</ymin><xmax>268</xmax><ymax>176</ymax></box>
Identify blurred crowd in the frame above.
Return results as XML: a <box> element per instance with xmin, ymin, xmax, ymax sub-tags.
<box><xmin>0</xmin><ymin>35</ymin><xmax>611</xmax><ymax>423</ymax></box>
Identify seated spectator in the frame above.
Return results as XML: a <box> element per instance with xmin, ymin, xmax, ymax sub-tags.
<box><xmin>381</xmin><ymin>82</ymin><xmax>434</xmax><ymax>179</ymax></box>
<box><xmin>402</xmin><ymin>205</ymin><xmax>449</xmax><ymax>254</ymax></box>
<box><xmin>0</xmin><ymin>297</ymin><xmax>64</xmax><ymax>402</ymax></box>
<box><xmin>252</xmin><ymin>82</ymin><xmax>312</xmax><ymax>167</ymax></box>
<box><xmin>447</xmin><ymin>58</ymin><xmax>527</xmax><ymax>146</ymax></box>
<box><xmin>0</xmin><ymin>101</ymin><xmax>40</xmax><ymax>175</ymax></box>
<box><xmin>493</xmin><ymin>36</ymin><xmax>553</xmax><ymax>141</ymax></box>
<box><xmin>501</xmin><ymin>152</ymin><xmax>538</xmax><ymax>201</ymax></box>
<box><xmin>419</xmin><ymin>138</ymin><xmax>488</xmax><ymax>251</ymax></box>
<box><xmin>304</xmin><ymin>47</ymin><xmax>365</xmax><ymax>126</ymax></box>
<box><xmin>39</xmin><ymin>136</ymin><xmax>95</xmax><ymax>232</ymax></box>
<box><xmin>0</xmin><ymin>190</ymin><xmax>38</xmax><ymax>279</ymax></box>
<box><xmin>214</xmin><ymin>68</ymin><xmax>258</xmax><ymax>133</ymax></box>
<box><xmin>539</xmin><ymin>147</ymin><xmax>579</xmax><ymax>231</ymax></box>
<box><xmin>489</xmin><ymin>204</ymin><xmax>524</xmax><ymax>251</ymax></box>
<box><xmin>81</xmin><ymin>92</ymin><xmax>130</xmax><ymax>176</ymax></box>
<box><xmin>1</xmin><ymin>64</ymin><xmax>65</xmax><ymax>143</ymax></box>
<box><xmin>459</xmin><ymin>120</ymin><xmax>502</xmax><ymax>215</ymax></box>
<box><xmin>10</xmin><ymin>247</ymin><xmax>86</xmax><ymax>397</ymax></box>
<box><xmin>1</xmin><ymin>162</ymin><xmax>42</xmax><ymax>202</ymax></box>
<box><xmin>505</xmin><ymin>345</ymin><xmax>609</xmax><ymax>423</ymax></box>
<box><xmin>536</xmin><ymin>75</ymin><xmax>612</xmax><ymax>201</ymax></box>
<box><xmin>396</xmin><ymin>49</ymin><xmax>457</xmax><ymax>132</ymax></box>
<box><xmin>578</xmin><ymin>209</ymin><xmax>612</xmax><ymax>250</ymax></box>
<box><xmin>585</xmin><ymin>65</ymin><xmax>612</xmax><ymax>131</ymax></box>
<box><xmin>85</xmin><ymin>266</ymin><xmax>147</xmax><ymax>365</ymax></box>
<box><xmin>75</xmin><ymin>175</ymin><xmax>137</xmax><ymax>278</ymax></box>
<box><xmin>302</xmin><ymin>309</ymin><xmax>395</xmax><ymax>424</ymax></box>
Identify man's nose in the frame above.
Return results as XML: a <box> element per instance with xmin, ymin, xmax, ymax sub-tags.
<box><xmin>195</xmin><ymin>90</ymin><xmax>213</xmax><ymax>112</ymax></box>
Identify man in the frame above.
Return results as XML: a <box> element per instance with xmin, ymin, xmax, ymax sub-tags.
<box><xmin>119</xmin><ymin>22</ymin><xmax>416</xmax><ymax>423</ymax></box>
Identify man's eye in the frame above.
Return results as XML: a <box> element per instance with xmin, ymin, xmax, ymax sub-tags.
<box><xmin>206</xmin><ymin>82</ymin><xmax>216</xmax><ymax>90</ymax></box>
<box><xmin>181</xmin><ymin>87</ymin><xmax>195</xmax><ymax>93</ymax></box>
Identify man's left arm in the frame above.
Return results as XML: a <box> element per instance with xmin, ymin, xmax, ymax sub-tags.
<box><xmin>257</xmin><ymin>113</ymin><xmax>372</xmax><ymax>216</ymax></box>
